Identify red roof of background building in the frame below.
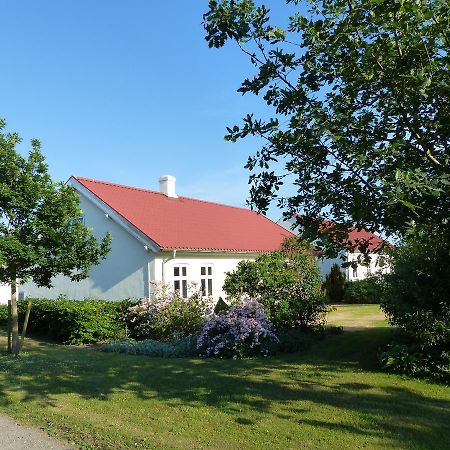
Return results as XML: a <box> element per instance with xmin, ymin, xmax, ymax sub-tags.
<box><xmin>316</xmin><ymin>219</ymin><xmax>388</xmax><ymax>252</ymax></box>
<box><xmin>74</xmin><ymin>177</ymin><xmax>293</xmax><ymax>252</ymax></box>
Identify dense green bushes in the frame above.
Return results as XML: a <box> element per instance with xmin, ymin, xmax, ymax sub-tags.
<box><xmin>224</xmin><ymin>240</ymin><xmax>328</xmax><ymax>330</ymax></box>
<box><xmin>380</xmin><ymin>230</ymin><xmax>450</xmax><ymax>382</ymax></box>
<box><xmin>0</xmin><ymin>305</ymin><xmax>8</xmax><ymax>325</ymax></box>
<box><xmin>343</xmin><ymin>279</ymin><xmax>382</xmax><ymax>304</ymax></box>
<box><xmin>18</xmin><ymin>298</ymin><xmax>127</xmax><ymax>344</ymax></box>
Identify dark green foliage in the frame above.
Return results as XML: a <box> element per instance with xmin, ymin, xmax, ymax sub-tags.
<box><xmin>224</xmin><ymin>246</ymin><xmax>328</xmax><ymax>329</ymax></box>
<box><xmin>0</xmin><ymin>305</ymin><xmax>8</xmax><ymax>325</ymax></box>
<box><xmin>380</xmin><ymin>344</ymin><xmax>450</xmax><ymax>384</ymax></box>
<box><xmin>343</xmin><ymin>279</ymin><xmax>382</xmax><ymax>304</ymax></box>
<box><xmin>381</xmin><ymin>230</ymin><xmax>450</xmax><ymax>352</ymax></box>
<box><xmin>214</xmin><ymin>297</ymin><xmax>230</xmax><ymax>314</ymax></box>
<box><xmin>100</xmin><ymin>336</ymin><xmax>197</xmax><ymax>358</ymax></box>
<box><xmin>325</xmin><ymin>264</ymin><xmax>346</xmax><ymax>303</ymax></box>
<box><xmin>18</xmin><ymin>298</ymin><xmax>127</xmax><ymax>344</ymax></box>
<box><xmin>268</xmin><ymin>329</ymin><xmax>318</xmax><ymax>354</ymax></box>
<box><xmin>203</xmin><ymin>1</ymin><xmax>450</xmax><ymax>258</ymax></box>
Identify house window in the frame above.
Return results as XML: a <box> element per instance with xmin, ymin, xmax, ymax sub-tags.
<box><xmin>69</xmin><ymin>215</ymin><xmax>85</xmax><ymax>226</ymax></box>
<box><xmin>173</xmin><ymin>265</ymin><xmax>188</xmax><ymax>298</ymax></box>
<box><xmin>352</xmin><ymin>265</ymin><xmax>358</xmax><ymax>278</ymax></box>
<box><xmin>200</xmin><ymin>266</ymin><xmax>213</xmax><ymax>297</ymax></box>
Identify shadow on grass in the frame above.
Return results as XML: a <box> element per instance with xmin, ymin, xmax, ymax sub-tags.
<box><xmin>0</xmin><ymin>327</ymin><xmax>449</xmax><ymax>448</ymax></box>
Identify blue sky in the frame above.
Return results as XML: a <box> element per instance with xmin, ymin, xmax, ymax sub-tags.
<box><xmin>1</xmin><ymin>0</ymin><xmax>293</xmax><ymax>220</ymax></box>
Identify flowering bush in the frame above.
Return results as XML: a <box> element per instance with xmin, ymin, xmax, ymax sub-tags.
<box><xmin>125</xmin><ymin>282</ymin><xmax>211</xmax><ymax>341</ymax></box>
<box><xmin>197</xmin><ymin>298</ymin><xmax>278</xmax><ymax>358</ymax></box>
<box><xmin>224</xmin><ymin>241</ymin><xmax>328</xmax><ymax>330</ymax></box>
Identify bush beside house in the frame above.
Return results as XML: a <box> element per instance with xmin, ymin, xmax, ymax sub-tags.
<box><xmin>223</xmin><ymin>242</ymin><xmax>328</xmax><ymax>330</ymax></box>
<box><xmin>17</xmin><ymin>298</ymin><xmax>127</xmax><ymax>344</ymax></box>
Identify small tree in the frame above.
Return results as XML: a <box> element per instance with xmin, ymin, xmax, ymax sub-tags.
<box><xmin>0</xmin><ymin>119</ymin><xmax>111</xmax><ymax>355</ymax></box>
<box><xmin>324</xmin><ymin>264</ymin><xmax>346</xmax><ymax>303</ymax></box>
<box><xmin>224</xmin><ymin>240</ymin><xmax>327</xmax><ymax>329</ymax></box>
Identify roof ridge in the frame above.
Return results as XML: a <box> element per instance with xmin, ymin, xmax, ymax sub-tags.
<box><xmin>75</xmin><ymin>176</ymin><xmax>261</xmax><ymax>215</ymax></box>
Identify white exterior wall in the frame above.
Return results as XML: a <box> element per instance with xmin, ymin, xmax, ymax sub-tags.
<box><xmin>20</xmin><ymin>192</ymin><xmax>154</xmax><ymax>300</ymax></box>
<box><xmin>346</xmin><ymin>252</ymin><xmax>390</xmax><ymax>281</ymax></box>
<box><xmin>153</xmin><ymin>251</ymin><xmax>258</xmax><ymax>301</ymax></box>
<box><xmin>0</xmin><ymin>283</ymin><xmax>11</xmax><ymax>304</ymax></box>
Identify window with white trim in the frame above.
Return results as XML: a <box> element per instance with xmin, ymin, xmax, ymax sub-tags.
<box><xmin>173</xmin><ymin>265</ymin><xmax>188</xmax><ymax>298</ymax></box>
<box><xmin>200</xmin><ymin>265</ymin><xmax>213</xmax><ymax>297</ymax></box>
<box><xmin>69</xmin><ymin>215</ymin><xmax>85</xmax><ymax>226</ymax></box>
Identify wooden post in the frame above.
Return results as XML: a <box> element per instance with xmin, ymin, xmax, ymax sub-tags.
<box><xmin>10</xmin><ymin>280</ymin><xmax>20</xmax><ymax>356</ymax></box>
<box><xmin>20</xmin><ymin>300</ymin><xmax>32</xmax><ymax>351</ymax></box>
<box><xmin>7</xmin><ymin>299</ymin><xmax>11</xmax><ymax>353</ymax></box>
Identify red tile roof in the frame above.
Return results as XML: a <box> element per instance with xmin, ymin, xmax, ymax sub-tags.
<box><xmin>74</xmin><ymin>177</ymin><xmax>293</xmax><ymax>252</ymax></box>
<box><xmin>317</xmin><ymin>219</ymin><xmax>388</xmax><ymax>252</ymax></box>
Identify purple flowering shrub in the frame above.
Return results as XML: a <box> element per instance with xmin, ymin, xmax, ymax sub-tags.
<box><xmin>197</xmin><ymin>298</ymin><xmax>278</xmax><ymax>358</ymax></box>
<box><xmin>125</xmin><ymin>282</ymin><xmax>211</xmax><ymax>341</ymax></box>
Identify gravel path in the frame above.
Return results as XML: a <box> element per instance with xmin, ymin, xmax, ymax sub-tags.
<box><xmin>0</xmin><ymin>414</ymin><xmax>71</xmax><ymax>450</ymax></box>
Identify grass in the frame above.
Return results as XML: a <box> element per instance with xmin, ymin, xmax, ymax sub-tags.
<box><xmin>0</xmin><ymin>306</ymin><xmax>449</xmax><ymax>449</ymax></box>
<box><xmin>327</xmin><ymin>303</ymin><xmax>388</xmax><ymax>330</ymax></box>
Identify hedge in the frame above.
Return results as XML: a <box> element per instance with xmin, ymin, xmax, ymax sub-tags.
<box><xmin>0</xmin><ymin>305</ymin><xmax>8</xmax><ymax>325</ymax></box>
<box><xmin>343</xmin><ymin>279</ymin><xmax>381</xmax><ymax>304</ymax></box>
<box><xmin>17</xmin><ymin>298</ymin><xmax>129</xmax><ymax>344</ymax></box>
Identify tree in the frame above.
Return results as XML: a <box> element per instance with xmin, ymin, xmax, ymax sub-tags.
<box><xmin>223</xmin><ymin>243</ymin><xmax>327</xmax><ymax>330</ymax></box>
<box><xmin>324</xmin><ymin>264</ymin><xmax>346</xmax><ymax>303</ymax></box>
<box><xmin>203</xmin><ymin>0</ymin><xmax>450</xmax><ymax>256</ymax></box>
<box><xmin>0</xmin><ymin>119</ymin><xmax>111</xmax><ymax>355</ymax></box>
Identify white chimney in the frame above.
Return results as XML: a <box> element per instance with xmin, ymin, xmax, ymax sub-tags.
<box><xmin>159</xmin><ymin>175</ymin><xmax>178</xmax><ymax>198</ymax></box>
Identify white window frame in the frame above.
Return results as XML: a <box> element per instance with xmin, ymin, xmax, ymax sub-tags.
<box><xmin>200</xmin><ymin>265</ymin><xmax>213</xmax><ymax>297</ymax></box>
<box><xmin>70</xmin><ymin>215</ymin><xmax>85</xmax><ymax>226</ymax></box>
<box><xmin>173</xmin><ymin>264</ymin><xmax>189</xmax><ymax>298</ymax></box>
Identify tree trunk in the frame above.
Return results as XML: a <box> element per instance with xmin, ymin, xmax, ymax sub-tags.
<box><xmin>10</xmin><ymin>280</ymin><xmax>20</xmax><ymax>356</ymax></box>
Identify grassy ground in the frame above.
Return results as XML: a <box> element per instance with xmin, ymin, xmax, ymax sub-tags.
<box><xmin>327</xmin><ymin>303</ymin><xmax>388</xmax><ymax>330</ymax></box>
<box><xmin>0</xmin><ymin>306</ymin><xmax>449</xmax><ymax>449</ymax></box>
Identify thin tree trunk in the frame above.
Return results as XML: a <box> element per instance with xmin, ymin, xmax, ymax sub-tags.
<box><xmin>10</xmin><ymin>279</ymin><xmax>20</xmax><ymax>356</ymax></box>
<box><xmin>7</xmin><ymin>299</ymin><xmax>12</xmax><ymax>353</ymax></box>
<box><xmin>20</xmin><ymin>300</ymin><xmax>32</xmax><ymax>351</ymax></box>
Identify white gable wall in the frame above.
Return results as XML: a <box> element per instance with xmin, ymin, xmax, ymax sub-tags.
<box><xmin>20</xmin><ymin>191</ymin><xmax>153</xmax><ymax>300</ymax></box>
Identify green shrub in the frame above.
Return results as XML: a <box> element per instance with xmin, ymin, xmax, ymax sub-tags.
<box><xmin>343</xmin><ymin>278</ymin><xmax>381</xmax><ymax>304</ymax></box>
<box><xmin>100</xmin><ymin>336</ymin><xmax>197</xmax><ymax>358</ymax></box>
<box><xmin>224</xmin><ymin>240</ymin><xmax>328</xmax><ymax>330</ymax></box>
<box><xmin>125</xmin><ymin>283</ymin><xmax>210</xmax><ymax>341</ymax></box>
<box><xmin>18</xmin><ymin>297</ymin><xmax>128</xmax><ymax>344</ymax></box>
<box><xmin>381</xmin><ymin>230</ymin><xmax>450</xmax><ymax>350</ymax></box>
<box><xmin>380</xmin><ymin>344</ymin><xmax>450</xmax><ymax>383</ymax></box>
<box><xmin>324</xmin><ymin>264</ymin><xmax>346</xmax><ymax>303</ymax></box>
<box><xmin>0</xmin><ymin>304</ymin><xmax>8</xmax><ymax>325</ymax></box>
<box><xmin>268</xmin><ymin>329</ymin><xmax>317</xmax><ymax>354</ymax></box>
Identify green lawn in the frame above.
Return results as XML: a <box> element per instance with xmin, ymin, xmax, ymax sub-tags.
<box><xmin>0</xmin><ymin>306</ymin><xmax>449</xmax><ymax>449</ymax></box>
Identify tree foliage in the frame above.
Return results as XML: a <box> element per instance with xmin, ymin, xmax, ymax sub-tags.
<box><xmin>204</xmin><ymin>0</ymin><xmax>450</xmax><ymax>255</ymax></box>
<box><xmin>0</xmin><ymin>119</ymin><xmax>111</xmax><ymax>353</ymax></box>
<box><xmin>223</xmin><ymin>245</ymin><xmax>327</xmax><ymax>329</ymax></box>
<box><xmin>381</xmin><ymin>230</ymin><xmax>450</xmax><ymax>349</ymax></box>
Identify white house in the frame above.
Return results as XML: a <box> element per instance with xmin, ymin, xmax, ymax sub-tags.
<box><xmin>19</xmin><ymin>176</ymin><xmax>293</xmax><ymax>301</ymax></box>
<box><xmin>278</xmin><ymin>217</ymin><xmax>390</xmax><ymax>281</ymax></box>
<box><xmin>0</xmin><ymin>283</ymin><xmax>11</xmax><ymax>305</ymax></box>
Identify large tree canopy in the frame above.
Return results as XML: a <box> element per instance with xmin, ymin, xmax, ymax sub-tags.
<box><xmin>0</xmin><ymin>118</ymin><xmax>111</xmax><ymax>353</ymax></box>
<box><xmin>204</xmin><ymin>0</ymin><xmax>450</xmax><ymax>255</ymax></box>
